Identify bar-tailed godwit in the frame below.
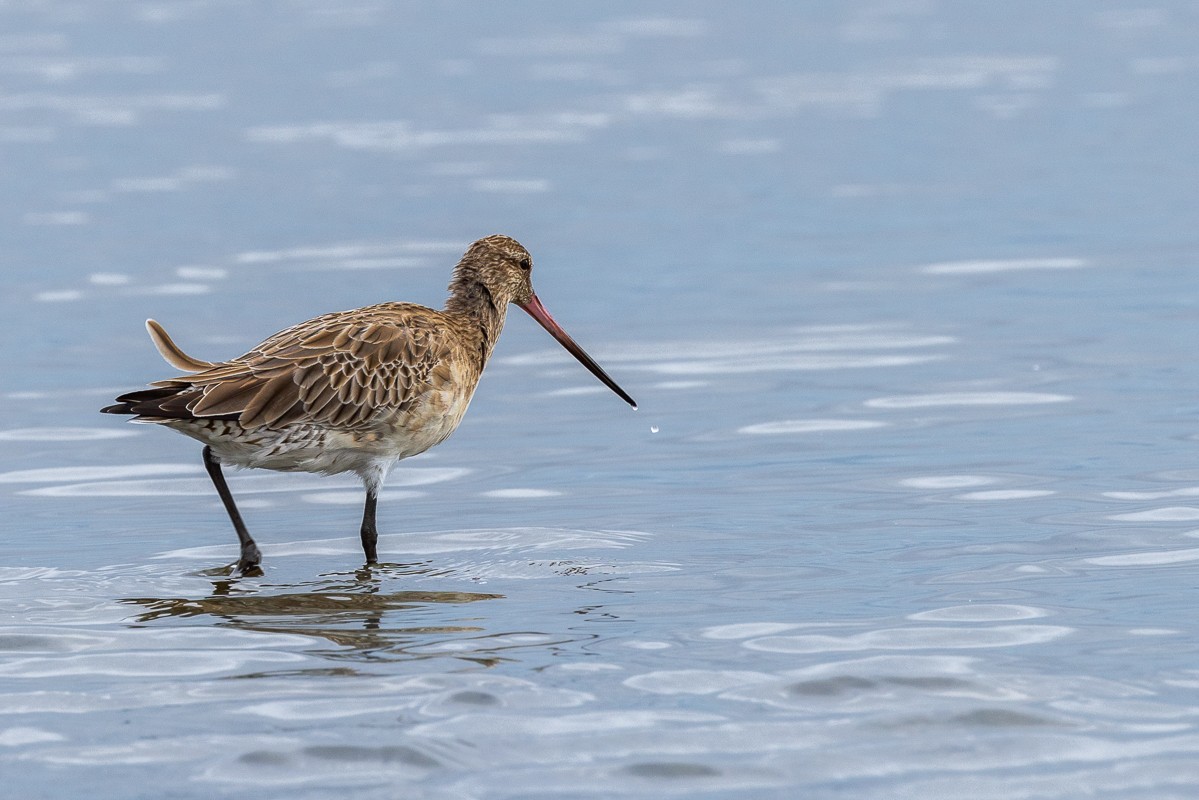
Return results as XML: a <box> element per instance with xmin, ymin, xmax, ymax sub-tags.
<box><xmin>102</xmin><ymin>235</ymin><xmax>635</xmax><ymax>573</ymax></box>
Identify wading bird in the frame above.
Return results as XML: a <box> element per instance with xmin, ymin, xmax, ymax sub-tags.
<box><xmin>102</xmin><ymin>235</ymin><xmax>636</xmax><ymax>573</ymax></box>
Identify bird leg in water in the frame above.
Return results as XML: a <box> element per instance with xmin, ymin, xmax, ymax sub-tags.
<box><xmin>202</xmin><ymin>446</ymin><xmax>262</xmax><ymax>573</ymax></box>
<box><xmin>360</xmin><ymin>486</ymin><xmax>379</xmax><ymax>564</ymax></box>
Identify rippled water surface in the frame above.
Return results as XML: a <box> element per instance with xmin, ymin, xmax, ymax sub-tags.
<box><xmin>3</xmin><ymin>3</ymin><xmax>1199</xmax><ymax>798</ymax></box>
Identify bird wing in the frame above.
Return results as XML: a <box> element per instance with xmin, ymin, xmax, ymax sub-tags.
<box><xmin>143</xmin><ymin>304</ymin><xmax>457</xmax><ymax>429</ymax></box>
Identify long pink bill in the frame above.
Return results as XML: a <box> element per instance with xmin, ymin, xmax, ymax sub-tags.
<box><xmin>517</xmin><ymin>294</ymin><xmax>637</xmax><ymax>410</ymax></box>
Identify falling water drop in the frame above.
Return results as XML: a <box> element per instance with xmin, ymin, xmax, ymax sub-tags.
<box><xmin>650</xmin><ymin>425</ymin><xmax>659</xmax><ymax>434</ymax></box>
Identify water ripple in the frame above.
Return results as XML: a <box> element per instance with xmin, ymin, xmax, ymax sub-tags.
<box><xmin>0</xmin><ymin>428</ymin><xmax>137</xmax><ymax>442</ymax></box>
<box><xmin>744</xmin><ymin>625</ymin><xmax>1073</xmax><ymax>653</ymax></box>
<box><xmin>739</xmin><ymin>419</ymin><xmax>888</xmax><ymax>435</ymax></box>
<box><xmin>864</xmin><ymin>392</ymin><xmax>1073</xmax><ymax>409</ymax></box>
<box><xmin>920</xmin><ymin>257</ymin><xmax>1089</xmax><ymax>274</ymax></box>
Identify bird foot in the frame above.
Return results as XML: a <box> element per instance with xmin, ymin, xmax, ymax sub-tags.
<box><xmin>236</xmin><ymin>542</ymin><xmax>263</xmax><ymax>576</ymax></box>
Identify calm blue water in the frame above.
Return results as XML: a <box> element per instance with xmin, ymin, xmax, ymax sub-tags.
<box><xmin>3</xmin><ymin>3</ymin><xmax>1199</xmax><ymax>798</ymax></box>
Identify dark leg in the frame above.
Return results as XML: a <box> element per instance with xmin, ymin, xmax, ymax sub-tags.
<box><xmin>201</xmin><ymin>446</ymin><xmax>261</xmax><ymax>573</ymax></box>
<box><xmin>360</xmin><ymin>486</ymin><xmax>379</xmax><ymax>564</ymax></box>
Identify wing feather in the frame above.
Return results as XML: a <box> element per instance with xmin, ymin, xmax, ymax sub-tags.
<box><xmin>240</xmin><ymin>371</ymin><xmax>302</xmax><ymax>428</ymax></box>
<box><xmin>190</xmin><ymin>377</ymin><xmax>262</xmax><ymax>417</ymax></box>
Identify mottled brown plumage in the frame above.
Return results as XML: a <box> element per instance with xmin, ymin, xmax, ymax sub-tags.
<box><xmin>102</xmin><ymin>235</ymin><xmax>635</xmax><ymax>573</ymax></box>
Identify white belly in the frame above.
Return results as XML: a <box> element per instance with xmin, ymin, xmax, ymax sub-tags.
<box><xmin>164</xmin><ymin>381</ymin><xmax>475</xmax><ymax>480</ymax></box>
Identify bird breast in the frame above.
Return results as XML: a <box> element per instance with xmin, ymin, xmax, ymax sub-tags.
<box><xmin>378</xmin><ymin>360</ymin><xmax>478</xmax><ymax>458</ymax></box>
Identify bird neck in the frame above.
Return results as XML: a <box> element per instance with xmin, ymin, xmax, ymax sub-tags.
<box><xmin>445</xmin><ymin>274</ymin><xmax>508</xmax><ymax>368</ymax></box>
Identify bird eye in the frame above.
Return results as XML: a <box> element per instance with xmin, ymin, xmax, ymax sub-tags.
<box><xmin>518</xmin><ymin>258</ymin><xmax>531</xmax><ymax>272</ymax></box>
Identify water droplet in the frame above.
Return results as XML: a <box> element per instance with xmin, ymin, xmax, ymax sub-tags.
<box><xmin>650</xmin><ymin>425</ymin><xmax>659</xmax><ymax>434</ymax></box>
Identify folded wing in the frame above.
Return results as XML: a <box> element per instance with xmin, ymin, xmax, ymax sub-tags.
<box><xmin>103</xmin><ymin>304</ymin><xmax>452</xmax><ymax>430</ymax></box>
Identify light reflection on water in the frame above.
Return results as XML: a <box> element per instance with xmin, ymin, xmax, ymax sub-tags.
<box><xmin>4</xmin><ymin>0</ymin><xmax>1199</xmax><ymax>797</ymax></box>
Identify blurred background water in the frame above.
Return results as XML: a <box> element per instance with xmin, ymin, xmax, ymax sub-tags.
<box><xmin>2</xmin><ymin>2</ymin><xmax>1199</xmax><ymax>798</ymax></box>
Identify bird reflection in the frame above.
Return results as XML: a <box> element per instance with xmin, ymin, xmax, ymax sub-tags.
<box><xmin>121</xmin><ymin>562</ymin><xmax>508</xmax><ymax>666</ymax></box>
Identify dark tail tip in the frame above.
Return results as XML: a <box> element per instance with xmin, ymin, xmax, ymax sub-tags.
<box><xmin>100</xmin><ymin>402</ymin><xmax>134</xmax><ymax>415</ymax></box>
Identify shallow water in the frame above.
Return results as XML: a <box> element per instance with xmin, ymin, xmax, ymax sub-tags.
<box><xmin>3</xmin><ymin>2</ymin><xmax>1199</xmax><ymax>798</ymax></box>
